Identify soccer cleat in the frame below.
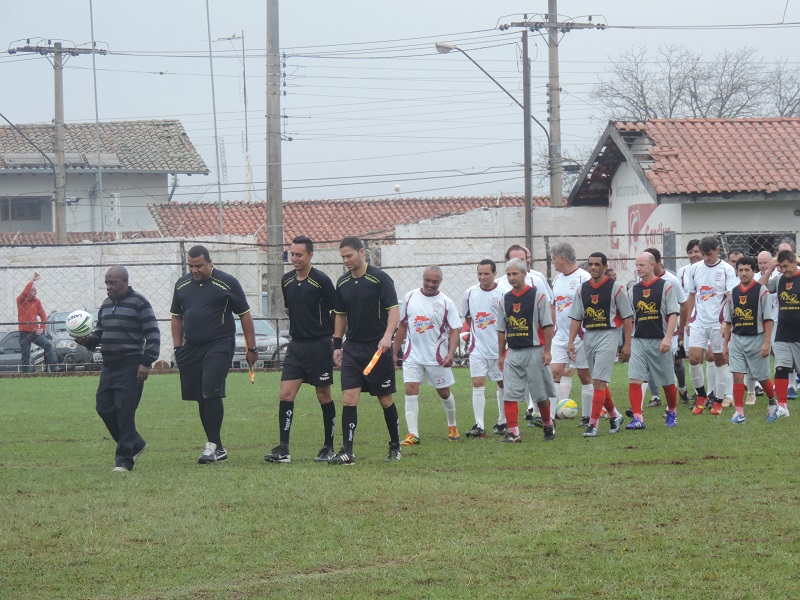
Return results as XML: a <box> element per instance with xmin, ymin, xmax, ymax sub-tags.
<box><xmin>625</xmin><ymin>408</ymin><xmax>634</xmax><ymax>418</ymax></box>
<box><xmin>729</xmin><ymin>413</ymin><xmax>746</xmax><ymax>424</ymax></box>
<box><xmin>132</xmin><ymin>443</ymin><xmax>148</xmax><ymax>464</ymax></box>
<box><xmin>493</xmin><ymin>422</ymin><xmax>508</xmax><ymax>435</ymax></box>
<box><xmin>788</xmin><ymin>387</ymin><xmax>797</xmax><ymax>400</ymax></box>
<box><xmin>609</xmin><ymin>414</ymin><xmax>625</xmax><ymax>434</ymax></box>
<box><xmin>665</xmin><ymin>411</ymin><xmax>677</xmax><ymax>427</ymax></box>
<box><xmin>755</xmin><ymin>384</ymin><xmax>764</xmax><ymax>397</ymax></box>
<box><xmin>198</xmin><ymin>442</ymin><xmax>228</xmax><ymax>464</ymax></box>
<box><xmin>524</xmin><ymin>407</ymin><xmax>534</xmax><ymax>421</ymax></box>
<box><xmin>385</xmin><ymin>442</ymin><xmax>402</xmax><ymax>462</ymax></box>
<box><xmin>543</xmin><ymin>424</ymin><xmax>555</xmax><ymax>441</ymax></box>
<box><xmin>705</xmin><ymin>393</ymin><xmax>717</xmax><ymax>410</ymax></box>
<box><xmin>709</xmin><ymin>402</ymin><xmax>723</xmax><ymax>415</ymax></box>
<box><xmin>721</xmin><ymin>396</ymin><xmax>734</xmax><ymax>408</ymax></box>
<box><xmin>767</xmin><ymin>405</ymin><xmax>779</xmax><ymax>423</ymax></box>
<box><xmin>400</xmin><ymin>433</ymin><xmax>421</xmax><ymax>446</ymax></box>
<box><xmin>578</xmin><ymin>416</ymin><xmax>590</xmax><ymax>428</ymax></box>
<box><xmin>692</xmin><ymin>398</ymin><xmax>706</xmax><ymax>415</ymax></box>
<box><xmin>328</xmin><ymin>447</ymin><xmax>356</xmax><ymax>465</ymax></box>
<box><xmin>465</xmin><ymin>424</ymin><xmax>487</xmax><ymax>438</ymax></box>
<box><xmin>264</xmin><ymin>444</ymin><xmax>291</xmax><ymax>464</ymax></box>
<box><xmin>499</xmin><ymin>432</ymin><xmax>521</xmax><ymax>443</ymax></box>
<box><xmin>625</xmin><ymin>418</ymin><xmax>645</xmax><ymax>430</ymax></box>
<box><xmin>745</xmin><ymin>392</ymin><xmax>756</xmax><ymax>405</ymax></box>
<box><xmin>447</xmin><ymin>426</ymin><xmax>461</xmax><ymax>441</ymax></box>
<box><xmin>647</xmin><ymin>396</ymin><xmax>662</xmax><ymax>408</ymax></box>
<box><xmin>313</xmin><ymin>446</ymin><xmax>335</xmax><ymax>463</ymax></box>
<box><xmin>528</xmin><ymin>416</ymin><xmax>543</xmax><ymax>428</ymax></box>
<box><xmin>777</xmin><ymin>406</ymin><xmax>791</xmax><ymax>418</ymax></box>
<box><xmin>583</xmin><ymin>424</ymin><xmax>597</xmax><ymax>438</ymax></box>
<box><xmin>679</xmin><ymin>389</ymin><xmax>690</xmax><ymax>404</ymax></box>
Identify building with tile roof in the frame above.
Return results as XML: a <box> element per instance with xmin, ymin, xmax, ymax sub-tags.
<box><xmin>569</xmin><ymin>118</ymin><xmax>800</xmax><ymax>267</ymax></box>
<box><xmin>0</xmin><ymin>120</ymin><xmax>208</xmax><ymax>235</ymax></box>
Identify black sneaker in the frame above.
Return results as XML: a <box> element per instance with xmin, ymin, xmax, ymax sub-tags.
<box><xmin>493</xmin><ymin>423</ymin><xmax>508</xmax><ymax>435</ymax></box>
<box><xmin>543</xmin><ymin>424</ymin><xmax>555</xmax><ymax>441</ymax></box>
<box><xmin>198</xmin><ymin>442</ymin><xmax>228</xmax><ymax>464</ymax></box>
<box><xmin>679</xmin><ymin>389</ymin><xmax>690</xmax><ymax>404</ymax></box>
<box><xmin>264</xmin><ymin>444</ymin><xmax>291</xmax><ymax>464</ymax></box>
<box><xmin>524</xmin><ymin>407</ymin><xmax>534</xmax><ymax>421</ymax></box>
<box><xmin>646</xmin><ymin>396</ymin><xmax>662</xmax><ymax>408</ymax></box>
<box><xmin>312</xmin><ymin>446</ymin><xmax>335</xmax><ymax>463</ymax></box>
<box><xmin>528</xmin><ymin>416</ymin><xmax>543</xmax><ymax>428</ymax></box>
<box><xmin>385</xmin><ymin>442</ymin><xmax>402</xmax><ymax>462</ymax></box>
<box><xmin>329</xmin><ymin>447</ymin><xmax>356</xmax><ymax>466</ymax></box>
<box><xmin>625</xmin><ymin>408</ymin><xmax>635</xmax><ymax>418</ymax></box>
<box><xmin>577</xmin><ymin>416</ymin><xmax>590</xmax><ymax>428</ymax></box>
<box><xmin>465</xmin><ymin>424</ymin><xmax>487</xmax><ymax>438</ymax></box>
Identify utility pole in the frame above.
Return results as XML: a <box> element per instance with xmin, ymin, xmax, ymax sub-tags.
<box><xmin>266</xmin><ymin>0</ymin><xmax>285</xmax><ymax>318</ymax></box>
<box><xmin>503</xmin><ymin>8</ymin><xmax>605</xmax><ymax>207</ymax></box>
<box><xmin>521</xmin><ymin>29</ymin><xmax>533</xmax><ymax>251</ymax></box>
<box><xmin>10</xmin><ymin>41</ymin><xmax>106</xmax><ymax>244</ymax></box>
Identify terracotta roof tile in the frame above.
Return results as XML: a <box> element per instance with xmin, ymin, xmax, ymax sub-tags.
<box><xmin>0</xmin><ymin>231</ymin><xmax>162</xmax><ymax>246</ymax></box>
<box><xmin>149</xmin><ymin>195</ymin><xmax>561</xmax><ymax>244</ymax></box>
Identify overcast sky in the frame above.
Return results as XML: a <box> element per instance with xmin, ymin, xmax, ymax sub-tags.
<box><xmin>1</xmin><ymin>1</ymin><xmax>798</xmax><ymax>205</ymax></box>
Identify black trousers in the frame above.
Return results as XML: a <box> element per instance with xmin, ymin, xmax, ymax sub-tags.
<box><xmin>96</xmin><ymin>361</ymin><xmax>146</xmax><ymax>469</ymax></box>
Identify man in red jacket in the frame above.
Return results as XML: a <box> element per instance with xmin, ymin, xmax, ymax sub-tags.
<box><xmin>17</xmin><ymin>273</ymin><xmax>59</xmax><ymax>372</ymax></box>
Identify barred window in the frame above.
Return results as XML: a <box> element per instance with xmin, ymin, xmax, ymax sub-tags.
<box><xmin>0</xmin><ymin>197</ymin><xmax>45</xmax><ymax>221</ymax></box>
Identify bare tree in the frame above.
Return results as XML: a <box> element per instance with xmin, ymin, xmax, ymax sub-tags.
<box><xmin>769</xmin><ymin>60</ymin><xmax>800</xmax><ymax>116</ymax></box>
<box><xmin>686</xmin><ymin>47</ymin><xmax>767</xmax><ymax>118</ymax></box>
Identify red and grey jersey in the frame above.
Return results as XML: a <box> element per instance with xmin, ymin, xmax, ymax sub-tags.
<box><xmin>569</xmin><ymin>277</ymin><xmax>633</xmax><ymax>331</ymax></box>
<box><xmin>725</xmin><ymin>281</ymin><xmax>773</xmax><ymax>336</ymax></box>
<box><xmin>629</xmin><ymin>276</ymin><xmax>680</xmax><ymax>339</ymax></box>
<box><xmin>766</xmin><ymin>271</ymin><xmax>800</xmax><ymax>342</ymax></box>
<box><xmin>494</xmin><ymin>285</ymin><xmax>552</xmax><ymax>349</ymax></box>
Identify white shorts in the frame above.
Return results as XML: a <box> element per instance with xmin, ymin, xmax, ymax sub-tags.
<box><xmin>688</xmin><ymin>324</ymin><xmax>724</xmax><ymax>354</ymax></box>
<box><xmin>468</xmin><ymin>356</ymin><xmax>503</xmax><ymax>381</ymax></box>
<box><xmin>402</xmin><ymin>361</ymin><xmax>455</xmax><ymax>389</ymax></box>
<box><xmin>551</xmin><ymin>342</ymin><xmax>589</xmax><ymax>370</ymax></box>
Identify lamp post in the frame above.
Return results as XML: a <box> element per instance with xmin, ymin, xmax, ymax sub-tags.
<box><xmin>435</xmin><ymin>42</ymin><xmax>549</xmax><ymax>253</ymax></box>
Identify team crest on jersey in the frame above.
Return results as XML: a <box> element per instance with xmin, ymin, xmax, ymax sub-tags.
<box><xmin>698</xmin><ymin>285</ymin><xmax>716</xmax><ymax>302</ymax></box>
<box><xmin>512</xmin><ymin>303</ymin><xmax>521</xmax><ymax>313</ymax></box>
<box><xmin>413</xmin><ymin>315</ymin><xmax>434</xmax><ymax>334</ymax></box>
<box><xmin>474</xmin><ymin>311</ymin><xmax>495</xmax><ymax>330</ymax></box>
<box><xmin>786</xmin><ymin>282</ymin><xmax>793</xmax><ymax>291</ymax></box>
<box><xmin>555</xmin><ymin>295</ymin><xmax>572</xmax><ymax>313</ymax></box>
<box><xmin>739</xmin><ymin>294</ymin><xmax>748</xmax><ymax>304</ymax></box>
<box><xmin>590</xmin><ymin>294</ymin><xmax>599</xmax><ymax>304</ymax></box>
<box><xmin>642</xmin><ymin>288</ymin><xmax>651</xmax><ymax>298</ymax></box>
<box><xmin>432</xmin><ymin>302</ymin><xmax>442</xmax><ymax>313</ymax></box>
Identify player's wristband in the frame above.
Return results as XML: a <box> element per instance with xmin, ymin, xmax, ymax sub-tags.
<box><xmin>333</xmin><ymin>337</ymin><xmax>343</xmax><ymax>350</ymax></box>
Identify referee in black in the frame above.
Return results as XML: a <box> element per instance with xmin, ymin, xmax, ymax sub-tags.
<box><xmin>77</xmin><ymin>266</ymin><xmax>160</xmax><ymax>472</ymax></box>
<box><xmin>264</xmin><ymin>236</ymin><xmax>338</xmax><ymax>464</ymax></box>
<box><xmin>330</xmin><ymin>236</ymin><xmax>401</xmax><ymax>465</ymax></box>
<box><xmin>170</xmin><ymin>245</ymin><xmax>257</xmax><ymax>464</ymax></box>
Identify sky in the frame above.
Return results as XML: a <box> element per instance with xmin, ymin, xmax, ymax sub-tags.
<box><xmin>1</xmin><ymin>1</ymin><xmax>799</xmax><ymax>206</ymax></box>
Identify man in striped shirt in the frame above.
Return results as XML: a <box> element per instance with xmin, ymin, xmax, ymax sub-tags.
<box><xmin>77</xmin><ymin>266</ymin><xmax>160</xmax><ymax>472</ymax></box>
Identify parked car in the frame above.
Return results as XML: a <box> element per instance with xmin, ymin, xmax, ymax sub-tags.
<box><xmin>231</xmin><ymin>315</ymin><xmax>289</xmax><ymax>369</ymax></box>
<box><xmin>45</xmin><ymin>309</ymin><xmax>102</xmax><ymax>371</ymax></box>
<box><xmin>0</xmin><ymin>330</ymin><xmax>45</xmax><ymax>372</ymax></box>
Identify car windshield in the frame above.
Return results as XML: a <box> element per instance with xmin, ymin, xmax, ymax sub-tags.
<box><xmin>49</xmin><ymin>309</ymin><xmax>100</xmax><ymax>333</ymax></box>
<box><xmin>235</xmin><ymin>316</ymin><xmax>278</xmax><ymax>338</ymax></box>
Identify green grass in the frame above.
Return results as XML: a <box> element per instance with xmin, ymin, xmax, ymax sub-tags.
<box><xmin>1</xmin><ymin>366</ymin><xmax>799</xmax><ymax>599</ymax></box>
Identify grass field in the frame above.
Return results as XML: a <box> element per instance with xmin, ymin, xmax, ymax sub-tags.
<box><xmin>2</xmin><ymin>366</ymin><xmax>799</xmax><ymax>599</ymax></box>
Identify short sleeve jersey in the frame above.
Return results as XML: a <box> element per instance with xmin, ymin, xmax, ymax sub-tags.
<box><xmin>462</xmin><ymin>283</ymin><xmax>505</xmax><ymax>359</ymax></box>
<box><xmin>496</xmin><ymin>271</ymin><xmax>554</xmax><ymax>303</ymax></box>
<box><xmin>685</xmin><ymin>259</ymin><xmax>737</xmax><ymax>327</ymax></box>
<box><xmin>334</xmin><ymin>264</ymin><xmax>399</xmax><ymax>343</ymax></box>
<box><xmin>629</xmin><ymin>276</ymin><xmax>680</xmax><ymax>339</ymax></box>
<box><xmin>725</xmin><ymin>281</ymin><xmax>773</xmax><ymax>336</ymax></box>
<box><xmin>494</xmin><ymin>285</ymin><xmax>553</xmax><ymax>349</ymax></box>
<box><xmin>400</xmin><ymin>289</ymin><xmax>461</xmax><ymax>365</ymax></box>
<box><xmin>766</xmin><ymin>270</ymin><xmax>800</xmax><ymax>342</ymax></box>
<box><xmin>170</xmin><ymin>268</ymin><xmax>250</xmax><ymax>345</ymax></box>
<box><xmin>281</xmin><ymin>267</ymin><xmax>336</xmax><ymax>340</ymax></box>
<box><xmin>552</xmin><ymin>267</ymin><xmax>590</xmax><ymax>345</ymax></box>
<box><xmin>569</xmin><ymin>277</ymin><xmax>633</xmax><ymax>330</ymax></box>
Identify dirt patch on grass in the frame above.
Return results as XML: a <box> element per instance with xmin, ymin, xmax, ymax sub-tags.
<box><xmin>609</xmin><ymin>459</ymin><xmax>688</xmax><ymax>467</ymax></box>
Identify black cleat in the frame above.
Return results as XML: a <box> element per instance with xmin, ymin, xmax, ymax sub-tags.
<box><xmin>524</xmin><ymin>407</ymin><xmax>534</xmax><ymax>421</ymax></box>
<box><xmin>543</xmin><ymin>424</ymin><xmax>555</xmax><ymax>441</ymax></box>
<box><xmin>385</xmin><ymin>442</ymin><xmax>402</xmax><ymax>462</ymax></box>
<box><xmin>679</xmin><ymin>389</ymin><xmax>690</xmax><ymax>404</ymax></box>
<box><xmin>264</xmin><ymin>444</ymin><xmax>291</xmax><ymax>464</ymax></box>
<box><xmin>528</xmin><ymin>416</ymin><xmax>543</xmax><ymax>428</ymax></box>
<box><xmin>493</xmin><ymin>423</ymin><xmax>508</xmax><ymax>435</ymax></box>
<box><xmin>465</xmin><ymin>424</ymin><xmax>487</xmax><ymax>438</ymax></box>
<box><xmin>646</xmin><ymin>396</ymin><xmax>662</xmax><ymax>408</ymax></box>
<box><xmin>577</xmin><ymin>416</ymin><xmax>590</xmax><ymax>428</ymax></box>
<box><xmin>328</xmin><ymin>447</ymin><xmax>356</xmax><ymax>466</ymax></box>
<box><xmin>312</xmin><ymin>446</ymin><xmax>335</xmax><ymax>463</ymax></box>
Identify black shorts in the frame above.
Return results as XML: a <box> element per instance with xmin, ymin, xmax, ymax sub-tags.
<box><xmin>175</xmin><ymin>337</ymin><xmax>234</xmax><ymax>401</ymax></box>
<box><xmin>281</xmin><ymin>338</ymin><xmax>334</xmax><ymax>387</ymax></box>
<box><xmin>340</xmin><ymin>340</ymin><xmax>396</xmax><ymax>397</ymax></box>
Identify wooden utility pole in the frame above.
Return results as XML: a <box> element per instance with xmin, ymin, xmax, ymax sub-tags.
<box><xmin>266</xmin><ymin>0</ymin><xmax>285</xmax><ymax>318</ymax></box>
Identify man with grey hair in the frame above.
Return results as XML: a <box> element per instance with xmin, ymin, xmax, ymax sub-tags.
<box><xmin>494</xmin><ymin>258</ymin><xmax>557</xmax><ymax>443</ymax></box>
<box><xmin>549</xmin><ymin>241</ymin><xmax>593</xmax><ymax>426</ymax></box>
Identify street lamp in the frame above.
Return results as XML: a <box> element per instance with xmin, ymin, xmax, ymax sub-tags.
<box><xmin>435</xmin><ymin>41</ymin><xmax>550</xmax><ymax>253</ymax></box>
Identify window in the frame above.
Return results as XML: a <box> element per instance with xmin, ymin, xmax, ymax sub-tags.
<box><xmin>1</xmin><ymin>197</ymin><xmax>45</xmax><ymax>221</ymax></box>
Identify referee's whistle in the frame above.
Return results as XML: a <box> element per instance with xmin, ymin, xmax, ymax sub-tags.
<box><xmin>363</xmin><ymin>348</ymin><xmax>385</xmax><ymax>376</ymax></box>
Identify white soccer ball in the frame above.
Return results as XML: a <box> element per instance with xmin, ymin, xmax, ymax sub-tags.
<box><xmin>556</xmin><ymin>398</ymin><xmax>579</xmax><ymax>419</ymax></box>
<box><xmin>65</xmin><ymin>310</ymin><xmax>93</xmax><ymax>338</ymax></box>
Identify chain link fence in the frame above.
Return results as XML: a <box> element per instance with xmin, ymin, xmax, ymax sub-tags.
<box><xmin>1</xmin><ymin>230</ymin><xmax>794</xmax><ymax>374</ymax></box>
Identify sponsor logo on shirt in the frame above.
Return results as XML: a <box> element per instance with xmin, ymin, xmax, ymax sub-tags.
<box><xmin>698</xmin><ymin>285</ymin><xmax>717</xmax><ymax>302</ymax></box>
<box><xmin>413</xmin><ymin>315</ymin><xmax>434</xmax><ymax>334</ymax></box>
<box><xmin>555</xmin><ymin>295</ymin><xmax>572</xmax><ymax>313</ymax></box>
<box><xmin>474</xmin><ymin>311</ymin><xmax>496</xmax><ymax>330</ymax></box>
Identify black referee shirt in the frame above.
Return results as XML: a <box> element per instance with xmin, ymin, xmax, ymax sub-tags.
<box><xmin>334</xmin><ymin>264</ymin><xmax>398</xmax><ymax>343</ymax></box>
<box><xmin>170</xmin><ymin>268</ymin><xmax>250</xmax><ymax>345</ymax></box>
<box><xmin>282</xmin><ymin>266</ymin><xmax>336</xmax><ymax>340</ymax></box>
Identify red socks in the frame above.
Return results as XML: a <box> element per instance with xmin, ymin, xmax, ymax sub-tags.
<box><xmin>663</xmin><ymin>384</ymin><xmax>677</xmax><ymax>411</ymax></box>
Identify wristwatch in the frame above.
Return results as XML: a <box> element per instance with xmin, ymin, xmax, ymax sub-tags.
<box><xmin>247</xmin><ymin>347</ymin><xmax>258</xmax><ymax>353</ymax></box>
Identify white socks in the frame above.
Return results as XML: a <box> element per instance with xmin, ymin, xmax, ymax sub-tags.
<box><xmin>690</xmin><ymin>363</ymin><xmax>705</xmax><ymax>389</ymax></box>
<box><xmin>497</xmin><ymin>388</ymin><xmax>506</xmax><ymax>424</ymax></box>
<box><xmin>716</xmin><ymin>364</ymin><xmax>730</xmax><ymax>399</ymax></box>
<box><xmin>404</xmin><ymin>395</ymin><xmax>419</xmax><ymax>436</ymax></box>
<box><xmin>581</xmin><ymin>383</ymin><xmax>593</xmax><ymax>417</ymax></box>
<box><xmin>472</xmin><ymin>386</ymin><xmax>486</xmax><ymax>430</ymax></box>
<box><xmin>441</xmin><ymin>393</ymin><xmax>457</xmax><ymax>427</ymax></box>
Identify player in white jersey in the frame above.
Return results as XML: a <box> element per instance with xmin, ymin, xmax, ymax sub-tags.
<box><xmin>462</xmin><ymin>259</ymin><xmax>506</xmax><ymax>437</ymax></box>
<box><xmin>393</xmin><ymin>266</ymin><xmax>462</xmax><ymax>446</ymax></box>
<box><xmin>549</xmin><ymin>241</ymin><xmax>593</xmax><ymax>426</ymax></box>
<box><xmin>676</xmin><ymin>239</ymin><xmax>703</xmax><ymax>402</ymax></box>
<box><xmin>683</xmin><ymin>236</ymin><xmax>737</xmax><ymax>415</ymax></box>
<box><xmin>496</xmin><ymin>244</ymin><xmax>555</xmax><ymax>425</ymax></box>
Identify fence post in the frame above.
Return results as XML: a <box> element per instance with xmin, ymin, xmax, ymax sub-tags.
<box><xmin>179</xmin><ymin>241</ymin><xmax>187</xmax><ymax>276</ymax></box>
<box><xmin>664</xmin><ymin>230</ymin><xmax>676</xmax><ymax>274</ymax></box>
<box><xmin>543</xmin><ymin>235</ymin><xmax>551</xmax><ymax>281</ymax></box>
